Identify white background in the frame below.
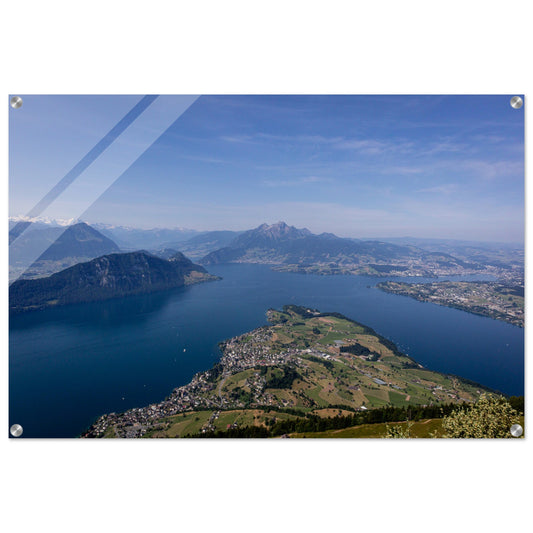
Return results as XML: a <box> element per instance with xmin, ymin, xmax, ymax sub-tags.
<box><xmin>1</xmin><ymin>2</ymin><xmax>530</xmax><ymax>532</ymax></box>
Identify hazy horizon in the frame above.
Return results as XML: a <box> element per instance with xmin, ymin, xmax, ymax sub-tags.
<box><xmin>8</xmin><ymin>214</ymin><xmax>524</xmax><ymax>246</ymax></box>
<box><xmin>10</xmin><ymin>95</ymin><xmax>524</xmax><ymax>243</ymax></box>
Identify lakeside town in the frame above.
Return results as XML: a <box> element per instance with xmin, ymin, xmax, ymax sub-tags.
<box><xmin>377</xmin><ymin>281</ymin><xmax>524</xmax><ymax>327</ymax></box>
<box><xmin>83</xmin><ymin>323</ymin><xmax>298</xmax><ymax>437</ymax></box>
<box><xmin>272</xmin><ymin>257</ymin><xmax>516</xmax><ymax>280</ymax></box>
<box><xmin>82</xmin><ymin>305</ymin><xmax>490</xmax><ymax>438</ymax></box>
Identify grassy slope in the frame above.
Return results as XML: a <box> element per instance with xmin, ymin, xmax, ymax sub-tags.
<box><xmin>293</xmin><ymin>419</ymin><xmax>445</xmax><ymax>438</ymax></box>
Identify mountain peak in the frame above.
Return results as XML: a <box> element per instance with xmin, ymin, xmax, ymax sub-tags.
<box><xmin>271</xmin><ymin>221</ymin><xmax>289</xmax><ymax>228</ymax></box>
<box><xmin>201</xmin><ymin>222</ymin><xmax>313</xmax><ymax>261</ymax></box>
<box><xmin>37</xmin><ymin>222</ymin><xmax>120</xmax><ymax>261</ymax></box>
<box><xmin>254</xmin><ymin>221</ymin><xmax>311</xmax><ymax>238</ymax></box>
<box><xmin>318</xmin><ymin>232</ymin><xmax>339</xmax><ymax>239</ymax></box>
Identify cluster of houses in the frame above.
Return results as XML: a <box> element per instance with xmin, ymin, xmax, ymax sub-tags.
<box><xmin>83</xmin><ymin>325</ymin><xmax>306</xmax><ymax>437</ymax></box>
<box><xmin>219</xmin><ymin>327</ymin><xmax>297</xmax><ymax>371</ymax></box>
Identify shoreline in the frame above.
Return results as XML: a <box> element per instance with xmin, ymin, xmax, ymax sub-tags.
<box><xmin>376</xmin><ymin>281</ymin><xmax>524</xmax><ymax>328</ymax></box>
<box><xmin>82</xmin><ymin>305</ymin><xmax>497</xmax><ymax>438</ymax></box>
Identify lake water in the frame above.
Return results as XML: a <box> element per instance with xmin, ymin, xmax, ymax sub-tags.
<box><xmin>9</xmin><ymin>264</ymin><xmax>524</xmax><ymax>438</ymax></box>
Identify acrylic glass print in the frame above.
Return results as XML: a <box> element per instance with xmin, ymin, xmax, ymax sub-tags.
<box><xmin>8</xmin><ymin>95</ymin><xmax>524</xmax><ymax>438</ymax></box>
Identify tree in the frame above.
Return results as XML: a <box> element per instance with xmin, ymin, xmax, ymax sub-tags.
<box><xmin>442</xmin><ymin>394</ymin><xmax>522</xmax><ymax>438</ymax></box>
<box><xmin>384</xmin><ymin>421</ymin><xmax>414</xmax><ymax>438</ymax></box>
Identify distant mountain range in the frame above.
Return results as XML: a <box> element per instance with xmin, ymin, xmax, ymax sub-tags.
<box><xmin>9</xmin><ymin>217</ymin><xmax>201</xmax><ymax>250</ymax></box>
<box><xmin>10</xmin><ymin>219</ymin><xmax>518</xmax><ymax>285</ymax></box>
<box><xmin>9</xmin><ymin>216</ymin><xmax>78</xmax><ymax>228</ymax></box>
<box><xmin>9</xmin><ymin>250</ymin><xmax>217</xmax><ymax>313</ymax></box>
<box><xmin>200</xmin><ymin>221</ymin><xmax>477</xmax><ymax>277</ymax></box>
<box><xmin>161</xmin><ymin>230</ymin><xmax>243</xmax><ymax>260</ymax></box>
<box><xmin>92</xmin><ymin>224</ymin><xmax>201</xmax><ymax>250</ymax></box>
<box><xmin>374</xmin><ymin>236</ymin><xmax>524</xmax><ymax>270</ymax></box>
<box><xmin>201</xmin><ymin>221</ymin><xmax>404</xmax><ymax>264</ymax></box>
<box><xmin>9</xmin><ymin>221</ymin><xmax>240</xmax><ymax>281</ymax></box>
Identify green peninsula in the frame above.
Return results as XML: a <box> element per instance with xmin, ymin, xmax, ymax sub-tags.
<box><xmin>83</xmin><ymin>305</ymin><xmax>493</xmax><ymax>438</ymax></box>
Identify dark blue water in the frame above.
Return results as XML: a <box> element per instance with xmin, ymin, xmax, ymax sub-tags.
<box><xmin>9</xmin><ymin>264</ymin><xmax>524</xmax><ymax>438</ymax></box>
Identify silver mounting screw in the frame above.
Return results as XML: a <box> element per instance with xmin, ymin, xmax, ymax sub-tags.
<box><xmin>10</xmin><ymin>96</ymin><xmax>23</xmax><ymax>109</ymax></box>
<box><xmin>510</xmin><ymin>423</ymin><xmax>523</xmax><ymax>437</ymax></box>
<box><xmin>510</xmin><ymin>96</ymin><xmax>523</xmax><ymax>109</ymax></box>
<box><xmin>10</xmin><ymin>424</ymin><xmax>23</xmax><ymax>437</ymax></box>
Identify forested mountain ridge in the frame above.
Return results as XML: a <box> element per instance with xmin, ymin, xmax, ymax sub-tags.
<box><xmin>9</xmin><ymin>251</ymin><xmax>218</xmax><ymax>313</ymax></box>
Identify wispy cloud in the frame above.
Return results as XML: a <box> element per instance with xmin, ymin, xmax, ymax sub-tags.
<box><xmin>416</xmin><ymin>184</ymin><xmax>459</xmax><ymax>195</ymax></box>
<box><xmin>333</xmin><ymin>139</ymin><xmax>390</xmax><ymax>155</ymax></box>
<box><xmin>220</xmin><ymin>133</ymin><xmax>343</xmax><ymax>146</ymax></box>
<box><xmin>381</xmin><ymin>165</ymin><xmax>426</xmax><ymax>175</ymax></box>
<box><xmin>262</xmin><ymin>176</ymin><xmax>333</xmax><ymax>187</ymax></box>
<box><xmin>470</xmin><ymin>134</ymin><xmax>507</xmax><ymax>144</ymax></box>
<box><xmin>461</xmin><ymin>159</ymin><xmax>524</xmax><ymax>181</ymax></box>
<box><xmin>257</xmin><ymin>133</ymin><xmax>342</xmax><ymax>145</ymax></box>
<box><xmin>417</xmin><ymin>140</ymin><xmax>468</xmax><ymax>156</ymax></box>
<box><xmin>221</xmin><ymin>131</ymin><xmax>466</xmax><ymax>158</ymax></box>
<box><xmin>175</xmin><ymin>154</ymin><xmax>230</xmax><ymax>164</ymax></box>
<box><xmin>219</xmin><ymin>135</ymin><xmax>255</xmax><ymax>144</ymax></box>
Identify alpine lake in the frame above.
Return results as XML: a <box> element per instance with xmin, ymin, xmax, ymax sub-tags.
<box><xmin>9</xmin><ymin>264</ymin><xmax>524</xmax><ymax>437</ymax></box>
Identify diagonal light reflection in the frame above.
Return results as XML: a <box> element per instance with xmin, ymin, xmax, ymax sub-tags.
<box><xmin>9</xmin><ymin>95</ymin><xmax>159</xmax><ymax>244</ymax></box>
<box><xmin>9</xmin><ymin>95</ymin><xmax>199</xmax><ymax>283</ymax></box>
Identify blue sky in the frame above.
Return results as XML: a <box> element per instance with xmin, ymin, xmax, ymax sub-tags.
<box><xmin>10</xmin><ymin>95</ymin><xmax>524</xmax><ymax>242</ymax></box>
